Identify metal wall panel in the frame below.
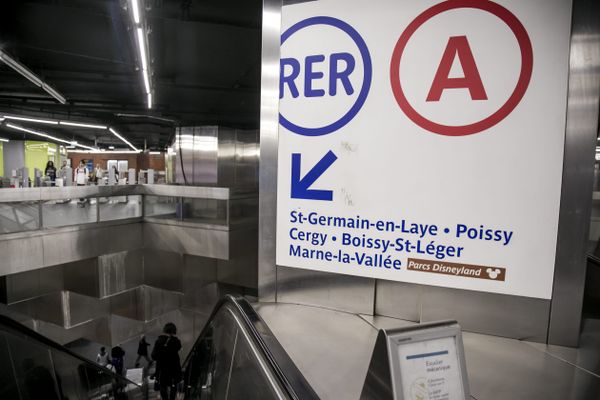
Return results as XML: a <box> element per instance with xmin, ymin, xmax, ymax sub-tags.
<box><xmin>217</xmin><ymin>257</ymin><xmax>258</xmax><ymax>289</ymax></box>
<box><xmin>143</xmin><ymin>223</ymin><xmax>229</xmax><ymax>259</ymax></box>
<box><xmin>234</xmin><ymin>129</ymin><xmax>259</xmax><ymax>188</ymax></box>
<box><xmin>217</xmin><ymin>126</ymin><xmax>237</xmax><ymax>186</ymax></box>
<box><xmin>181</xmin><ymin>255</ymin><xmax>218</xmax><ymax>313</ymax></box>
<box><xmin>64</xmin><ymin>291</ymin><xmax>109</xmax><ymax>328</ymax></box>
<box><xmin>3</xmin><ymin>265</ymin><xmax>63</xmax><ymax>304</ymax></box>
<box><xmin>175</xmin><ymin>126</ymin><xmax>195</xmax><ymax>185</ymax></box>
<box><xmin>98</xmin><ymin>250</ymin><xmax>144</xmax><ymax>298</ymax></box>
<box><xmin>193</xmin><ymin>126</ymin><xmax>219</xmax><ymax>184</ymax></box>
<box><xmin>109</xmin><ymin>287</ymin><xmax>143</xmax><ymax>320</ymax></box>
<box><xmin>63</xmin><ymin>258</ymin><xmax>100</xmax><ymax>298</ymax></box>
<box><xmin>2</xmin><ymin>140</ymin><xmax>24</xmax><ymax>176</ymax></box>
<box><xmin>419</xmin><ymin>286</ymin><xmax>550</xmax><ymax>342</ymax></box>
<box><xmin>0</xmin><ymin>235</ymin><xmax>44</xmax><ymax>275</ymax></box>
<box><xmin>108</xmin><ymin>314</ymin><xmax>145</xmax><ymax>346</ymax></box>
<box><xmin>142</xmin><ymin>285</ymin><xmax>182</xmax><ymax>322</ymax></box>
<box><xmin>258</xmin><ymin>0</ymin><xmax>282</xmax><ymax>302</ymax></box>
<box><xmin>549</xmin><ymin>0</ymin><xmax>600</xmax><ymax>346</ymax></box>
<box><xmin>35</xmin><ymin>317</ymin><xmax>110</xmax><ymax>346</ymax></box>
<box><xmin>375</xmin><ymin>280</ymin><xmax>421</xmax><ymax>322</ymax></box>
<box><xmin>277</xmin><ymin>266</ymin><xmax>376</xmax><ymax>315</ymax></box>
<box><xmin>143</xmin><ymin>249</ymin><xmax>184</xmax><ymax>292</ymax></box>
<box><xmin>43</xmin><ymin>223</ymin><xmax>143</xmax><ymax>267</ymax></box>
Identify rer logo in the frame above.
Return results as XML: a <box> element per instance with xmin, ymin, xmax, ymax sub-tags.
<box><xmin>390</xmin><ymin>0</ymin><xmax>533</xmax><ymax>136</ymax></box>
<box><xmin>279</xmin><ymin>16</ymin><xmax>372</xmax><ymax>136</ymax></box>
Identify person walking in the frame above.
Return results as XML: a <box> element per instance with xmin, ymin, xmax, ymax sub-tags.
<box><xmin>135</xmin><ymin>335</ymin><xmax>152</xmax><ymax>368</ymax></box>
<box><xmin>96</xmin><ymin>346</ymin><xmax>110</xmax><ymax>367</ymax></box>
<box><xmin>152</xmin><ymin>322</ymin><xmax>182</xmax><ymax>400</ymax></box>
<box><xmin>111</xmin><ymin>345</ymin><xmax>126</xmax><ymax>376</ymax></box>
<box><xmin>74</xmin><ymin>160</ymin><xmax>88</xmax><ymax>186</ymax></box>
<box><xmin>44</xmin><ymin>161</ymin><xmax>57</xmax><ymax>185</ymax></box>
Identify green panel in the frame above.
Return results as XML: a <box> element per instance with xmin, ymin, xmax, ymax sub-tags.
<box><xmin>0</xmin><ymin>142</ymin><xmax>3</xmax><ymax>177</ymax></box>
<box><xmin>24</xmin><ymin>141</ymin><xmax>51</xmax><ymax>181</ymax></box>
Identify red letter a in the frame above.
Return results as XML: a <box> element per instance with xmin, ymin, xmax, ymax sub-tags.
<box><xmin>426</xmin><ymin>36</ymin><xmax>487</xmax><ymax>102</ymax></box>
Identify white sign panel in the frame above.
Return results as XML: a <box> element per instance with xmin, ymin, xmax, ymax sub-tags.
<box><xmin>397</xmin><ymin>337</ymin><xmax>464</xmax><ymax>400</ymax></box>
<box><xmin>276</xmin><ymin>0</ymin><xmax>572</xmax><ymax>299</ymax></box>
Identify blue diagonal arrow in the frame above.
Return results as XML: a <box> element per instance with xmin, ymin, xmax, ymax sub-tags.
<box><xmin>291</xmin><ymin>150</ymin><xmax>338</xmax><ymax>201</ymax></box>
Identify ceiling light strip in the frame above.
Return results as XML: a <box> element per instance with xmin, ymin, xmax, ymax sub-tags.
<box><xmin>6</xmin><ymin>123</ymin><xmax>96</xmax><ymax>150</ymax></box>
<box><xmin>136</xmin><ymin>28</ymin><xmax>148</xmax><ymax>71</ymax></box>
<box><xmin>58</xmin><ymin>121</ymin><xmax>107</xmax><ymax>129</ymax></box>
<box><xmin>109</xmin><ymin>127</ymin><xmax>140</xmax><ymax>152</ymax></box>
<box><xmin>3</xmin><ymin>115</ymin><xmax>107</xmax><ymax>130</ymax></box>
<box><xmin>4</xmin><ymin>115</ymin><xmax>58</xmax><ymax>125</ymax></box>
<box><xmin>0</xmin><ymin>50</ymin><xmax>67</xmax><ymax>104</ymax></box>
<box><xmin>130</xmin><ymin>1</ymin><xmax>152</xmax><ymax>109</ymax></box>
<box><xmin>131</xmin><ymin>0</ymin><xmax>141</xmax><ymax>24</ymax></box>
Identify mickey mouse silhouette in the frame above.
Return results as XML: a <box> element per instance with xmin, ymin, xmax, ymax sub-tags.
<box><xmin>486</xmin><ymin>268</ymin><xmax>502</xmax><ymax>279</ymax></box>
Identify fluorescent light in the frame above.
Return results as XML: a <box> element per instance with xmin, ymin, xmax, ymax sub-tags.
<box><xmin>69</xmin><ymin>149</ymin><xmax>142</xmax><ymax>154</ymax></box>
<box><xmin>0</xmin><ymin>50</ymin><xmax>67</xmax><ymax>104</ymax></box>
<box><xmin>143</xmin><ymin>70</ymin><xmax>150</xmax><ymax>94</ymax></box>
<box><xmin>4</xmin><ymin>115</ymin><xmax>58</xmax><ymax>125</ymax></box>
<box><xmin>131</xmin><ymin>0</ymin><xmax>141</xmax><ymax>24</ymax></box>
<box><xmin>109</xmin><ymin>146</ymin><xmax>115</xmax><ymax>150</ymax></box>
<box><xmin>109</xmin><ymin>127</ymin><xmax>139</xmax><ymax>152</ymax></box>
<box><xmin>0</xmin><ymin>138</ymin><xmax>9</xmax><ymax>142</ymax></box>
<box><xmin>136</xmin><ymin>28</ymin><xmax>147</xmax><ymax>70</ymax></box>
<box><xmin>147</xmin><ymin>92</ymin><xmax>152</xmax><ymax>109</ymax></box>
<box><xmin>59</xmin><ymin>121</ymin><xmax>107</xmax><ymax>130</ymax></box>
<box><xmin>5</xmin><ymin>115</ymin><xmax>109</xmax><ymax>130</ymax></box>
<box><xmin>41</xmin><ymin>82</ymin><xmax>66</xmax><ymax>104</ymax></box>
<box><xmin>0</xmin><ymin>51</ymin><xmax>43</xmax><ymax>86</ymax></box>
<box><xmin>149</xmin><ymin>151</ymin><xmax>161</xmax><ymax>155</ymax></box>
<box><xmin>6</xmin><ymin>123</ymin><xmax>96</xmax><ymax>150</ymax></box>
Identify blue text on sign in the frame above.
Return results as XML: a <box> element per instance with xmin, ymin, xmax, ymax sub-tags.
<box><xmin>280</xmin><ymin>53</ymin><xmax>356</xmax><ymax>98</ymax></box>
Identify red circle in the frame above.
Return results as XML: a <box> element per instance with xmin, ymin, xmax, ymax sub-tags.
<box><xmin>390</xmin><ymin>0</ymin><xmax>533</xmax><ymax>136</ymax></box>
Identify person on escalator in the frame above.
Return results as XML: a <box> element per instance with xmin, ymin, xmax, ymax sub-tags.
<box><xmin>135</xmin><ymin>335</ymin><xmax>152</xmax><ymax>368</ymax></box>
<box><xmin>111</xmin><ymin>345</ymin><xmax>126</xmax><ymax>376</ymax></box>
<box><xmin>96</xmin><ymin>346</ymin><xmax>110</xmax><ymax>367</ymax></box>
<box><xmin>152</xmin><ymin>322</ymin><xmax>182</xmax><ymax>400</ymax></box>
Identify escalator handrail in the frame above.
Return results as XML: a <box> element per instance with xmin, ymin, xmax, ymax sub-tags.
<box><xmin>0</xmin><ymin>312</ymin><xmax>143</xmax><ymax>388</ymax></box>
<box><xmin>182</xmin><ymin>295</ymin><xmax>320</xmax><ymax>400</ymax></box>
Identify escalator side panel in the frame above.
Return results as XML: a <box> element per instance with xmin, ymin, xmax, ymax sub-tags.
<box><xmin>0</xmin><ymin>333</ymin><xmax>20</xmax><ymax>400</ymax></box>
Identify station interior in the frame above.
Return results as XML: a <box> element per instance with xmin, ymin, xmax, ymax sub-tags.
<box><xmin>0</xmin><ymin>1</ymin><xmax>599</xmax><ymax>400</ymax></box>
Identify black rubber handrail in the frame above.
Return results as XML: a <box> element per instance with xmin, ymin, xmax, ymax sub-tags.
<box><xmin>182</xmin><ymin>295</ymin><xmax>320</xmax><ymax>400</ymax></box>
<box><xmin>0</xmin><ymin>312</ymin><xmax>143</xmax><ymax>389</ymax></box>
<box><xmin>588</xmin><ymin>254</ymin><xmax>600</xmax><ymax>267</ymax></box>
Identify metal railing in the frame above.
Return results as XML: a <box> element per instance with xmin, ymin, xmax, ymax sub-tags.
<box><xmin>0</xmin><ymin>312</ymin><xmax>147</xmax><ymax>400</ymax></box>
<box><xmin>0</xmin><ymin>185</ymin><xmax>257</xmax><ymax>236</ymax></box>
<box><xmin>182</xmin><ymin>295</ymin><xmax>319</xmax><ymax>400</ymax></box>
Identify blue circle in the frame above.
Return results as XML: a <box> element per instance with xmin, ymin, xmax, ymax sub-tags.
<box><xmin>280</xmin><ymin>16</ymin><xmax>373</xmax><ymax>137</ymax></box>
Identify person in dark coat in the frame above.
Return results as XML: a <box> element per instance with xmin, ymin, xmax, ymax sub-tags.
<box><xmin>111</xmin><ymin>345</ymin><xmax>126</xmax><ymax>376</ymax></box>
<box><xmin>45</xmin><ymin>161</ymin><xmax>57</xmax><ymax>185</ymax></box>
<box><xmin>152</xmin><ymin>322</ymin><xmax>182</xmax><ymax>400</ymax></box>
<box><xmin>135</xmin><ymin>335</ymin><xmax>152</xmax><ymax>368</ymax></box>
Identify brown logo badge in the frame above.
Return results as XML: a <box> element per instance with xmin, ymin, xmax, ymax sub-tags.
<box><xmin>407</xmin><ymin>258</ymin><xmax>506</xmax><ymax>281</ymax></box>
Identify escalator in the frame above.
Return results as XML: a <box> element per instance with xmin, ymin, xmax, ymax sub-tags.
<box><xmin>182</xmin><ymin>295</ymin><xmax>319</xmax><ymax>400</ymax></box>
<box><xmin>0</xmin><ymin>312</ymin><xmax>146</xmax><ymax>400</ymax></box>
<box><xmin>0</xmin><ymin>295</ymin><xmax>319</xmax><ymax>400</ymax></box>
